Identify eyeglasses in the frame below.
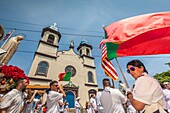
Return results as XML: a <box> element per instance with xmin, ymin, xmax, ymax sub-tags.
<box><xmin>127</xmin><ymin>67</ymin><xmax>135</xmax><ymax>73</ymax></box>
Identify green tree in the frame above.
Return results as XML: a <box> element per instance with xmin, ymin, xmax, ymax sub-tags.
<box><xmin>165</xmin><ymin>62</ymin><xmax>170</xmax><ymax>67</ymax></box>
<box><xmin>154</xmin><ymin>70</ymin><xmax>170</xmax><ymax>83</ymax></box>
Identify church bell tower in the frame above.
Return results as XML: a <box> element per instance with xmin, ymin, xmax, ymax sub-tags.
<box><xmin>28</xmin><ymin>23</ymin><xmax>61</xmax><ymax>84</ymax></box>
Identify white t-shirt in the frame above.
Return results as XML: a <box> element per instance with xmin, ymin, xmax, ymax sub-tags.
<box><xmin>0</xmin><ymin>94</ymin><xmax>4</xmax><ymax>97</ymax></box>
<box><xmin>133</xmin><ymin>73</ymin><xmax>163</xmax><ymax>105</ymax></box>
<box><xmin>100</xmin><ymin>87</ymin><xmax>127</xmax><ymax>113</ymax></box>
<box><xmin>163</xmin><ymin>89</ymin><xmax>170</xmax><ymax>110</ymax></box>
<box><xmin>0</xmin><ymin>89</ymin><xmax>23</xmax><ymax>113</ymax></box>
<box><xmin>58</xmin><ymin>99</ymin><xmax>64</xmax><ymax>112</ymax></box>
<box><xmin>23</xmin><ymin>101</ymin><xmax>34</xmax><ymax>113</ymax></box>
<box><xmin>75</xmin><ymin>100</ymin><xmax>81</xmax><ymax>113</ymax></box>
<box><xmin>46</xmin><ymin>90</ymin><xmax>63</xmax><ymax>113</ymax></box>
<box><xmin>90</xmin><ymin>97</ymin><xmax>97</xmax><ymax>110</ymax></box>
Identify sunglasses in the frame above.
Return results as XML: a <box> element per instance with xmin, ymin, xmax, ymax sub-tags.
<box><xmin>53</xmin><ymin>85</ymin><xmax>58</xmax><ymax>87</ymax></box>
<box><xmin>127</xmin><ymin>67</ymin><xmax>135</xmax><ymax>73</ymax></box>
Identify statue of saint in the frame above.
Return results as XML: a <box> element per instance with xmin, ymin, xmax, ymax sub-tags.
<box><xmin>49</xmin><ymin>23</ymin><xmax>58</xmax><ymax>31</ymax></box>
<box><xmin>0</xmin><ymin>35</ymin><xmax>23</xmax><ymax>65</ymax></box>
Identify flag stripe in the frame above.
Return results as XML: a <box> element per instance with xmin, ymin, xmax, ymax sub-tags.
<box><xmin>102</xmin><ymin>46</ymin><xmax>107</xmax><ymax>60</ymax></box>
<box><xmin>102</xmin><ymin>61</ymin><xmax>118</xmax><ymax>80</ymax></box>
<box><xmin>102</xmin><ymin>58</ymin><xmax>117</xmax><ymax>74</ymax></box>
<box><xmin>101</xmin><ymin>45</ymin><xmax>118</xmax><ymax>80</ymax></box>
<box><xmin>102</xmin><ymin>60</ymin><xmax>117</xmax><ymax>78</ymax></box>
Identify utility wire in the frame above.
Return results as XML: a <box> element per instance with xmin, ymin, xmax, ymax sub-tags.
<box><xmin>23</xmin><ymin>39</ymin><xmax>99</xmax><ymax>49</ymax></box>
<box><xmin>0</xmin><ymin>18</ymin><xmax>46</xmax><ymax>26</ymax></box>
<box><xmin>16</xmin><ymin>50</ymin><xmax>170</xmax><ymax>58</ymax></box>
<box><xmin>0</xmin><ymin>18</ymin><xmax>103</xmax><ymax>33</ymax></box>
<box><xmin>4</xmin><ymin>27</ymin><xmax>103</xmax><ymax>38</ymax></box>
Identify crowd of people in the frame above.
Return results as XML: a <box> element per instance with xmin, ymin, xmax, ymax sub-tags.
<box><xmin>84</xmin><ymin>59</ymin><xmax>170</xmax><ymax>113</ymax></box>
<box><xmin>0</xmin><ymin>59</ymin><xmax>170</xmax><ymax>113</ymax></box>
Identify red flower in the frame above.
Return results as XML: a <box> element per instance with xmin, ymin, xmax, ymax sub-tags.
<box><xmin>0</xmin><ymin>65</ymin><xmax>30</xmax><ymax>89</ymax></box>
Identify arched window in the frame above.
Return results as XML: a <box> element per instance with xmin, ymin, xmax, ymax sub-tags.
<box><xmin>36</xmin><ymin>61</ymin><xmax>49</xmax><ymax>76</ymax></box>
<box><xmin>47</xmin><ymin>34</ymin><xmax>55</xmax><ymax>44</ymax></box>
<box><xmin>88</xmin><ymin>71</ymin><xmax>94</xmax><ymax>83</ymax></box>
<box><xmin>79</xmin><ymin>50</ymin><xmax>82</xmax><ymax>56</ymax></box>
<box><xmin>86</xmin><ymin>49</ymin><xmax>90</xmax><ymax>56</ymax></box>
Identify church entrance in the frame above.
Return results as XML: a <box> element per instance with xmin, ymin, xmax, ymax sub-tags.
<box><xmin>64</xmin><ymin>91</ymin><xmax>75</xmax><ymax>108</ymax></box>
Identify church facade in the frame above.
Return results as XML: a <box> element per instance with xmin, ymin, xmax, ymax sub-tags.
<box><xmin>28</xmin><ymin>24</ymin><xmax>98</xmax><ymax>108</ymax></box>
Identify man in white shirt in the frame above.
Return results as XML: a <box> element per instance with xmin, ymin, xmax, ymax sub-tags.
<box><xmin>163</xmin><ymin>82</ymin><xmax>170</xmax><ymax>112</ymax></box>
<box><xmin>90</xmin><ymin>94</ymin><xmax>98</xmax><ymax>113</ymax></box>
<box><xmin>75</xmin><ymin>97</ymin><xmax>81</xmax><ymax>113</ymax></box>
<box><xmin>98</xmin><ymin>78</ymin><xmax>127</xmax><ymax>113</ymax></box>
<box><xmin>46</xmin><ymin>80</ymin><xmax>66</xmax><ymax>113</ymax></box>
<box><xmin>0</xmin><ymin>78</ymin><xmax>28</xmax><ymax>113</ymax></box>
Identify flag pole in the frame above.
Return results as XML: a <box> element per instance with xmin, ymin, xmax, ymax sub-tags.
<box><xmin>115</xmin><ymin>58</ymin><xmax>129</xmax><ymax>88</ymax></box>
<box><xmin>111</xmin><ymin>79</ymin><xmax>115</xmax><ymax>88</ymax></box>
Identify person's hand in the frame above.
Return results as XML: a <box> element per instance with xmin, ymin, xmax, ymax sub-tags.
<box><xmin>34</xmin><ymin>90</ymin><xmax>38</xmax><ymax>94</ymax></box>
<box><xmin>126</xmin><ymin>88</ymin><xmax>133</xmax><ymax>99</ymax></box>
<box><xmin>94</xmin><ymin>109</ymin><xmax>98</xmax><ymax>112</ymax></box>
<box><xmin>125</xmin><ymin>88</ymin><xmax>131</xmax><ymax>95</ymax></box>
<box><xmin>58</xmin><ymin>84</ymin><xmax>64</xmax><ymax>92</ymax></box>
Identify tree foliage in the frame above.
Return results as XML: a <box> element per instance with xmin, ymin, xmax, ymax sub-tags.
<box><xmin>154</xmin><ymin>70</ymin><xmax>170</xmax><ymax>83</ymax></box>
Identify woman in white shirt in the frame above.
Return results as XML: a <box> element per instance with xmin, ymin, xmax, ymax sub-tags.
<box><xmin>126</xmin><ymin>59</ymin><xmax>166</xmax><ymax>113</ymax></box>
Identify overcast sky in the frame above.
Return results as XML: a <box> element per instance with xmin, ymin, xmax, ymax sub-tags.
<box><xmin>0</xmin><ymin>0</ymin><xmax>170</xmax><ymax>88</ymax></box>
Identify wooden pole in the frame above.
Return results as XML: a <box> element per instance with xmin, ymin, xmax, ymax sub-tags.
<box><xmin>115</xmin><ymin>58</ymin><xmax>129</xmax><ymax>88</ymax></box>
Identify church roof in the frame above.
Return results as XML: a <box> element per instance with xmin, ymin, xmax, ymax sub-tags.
<box><xmin>79</xmin><ymin>38</ymin><xmax>89</xmax><ymax>45</ymax></box>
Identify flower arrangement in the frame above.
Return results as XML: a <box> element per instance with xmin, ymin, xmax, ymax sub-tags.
<box><xmin>0</xmin><ymin>65</ymin><xmax>29</xmax><ymax>90</ymax></box>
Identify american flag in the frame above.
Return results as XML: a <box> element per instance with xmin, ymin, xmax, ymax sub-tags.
<box><xmin>3</xmin><ymin>29</ymin><xmax>15</xmax><ymax>41</ymax></box>
<box><xmin>101</xmin><ymin>45</ymin><xmax>118</xmax><ymax>80</ymax></box>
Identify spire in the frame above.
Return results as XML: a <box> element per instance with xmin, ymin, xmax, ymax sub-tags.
<box><xmin>79</xmin><ymin>37</ymin><xmax>88</xmax><ymax>45</ymax></box>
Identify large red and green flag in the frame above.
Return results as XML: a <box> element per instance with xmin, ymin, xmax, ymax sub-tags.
<box><xmin>58</xmin><ymin>72</ymin><xmax>71</xmax><ymax>81</ymax></box>
<box><xmin>100</xmin><ymin>12</ymin><xmax>170</xmax><ymax>60</ymax></box>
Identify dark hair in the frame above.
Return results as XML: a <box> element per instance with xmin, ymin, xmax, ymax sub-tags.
<box><xmin>160</xmin><ymin>83</ymin><xmax>166</xmax><ymax>89</ymax></box>
<box><xmin>16</xmin><ymin>78</ymin><xmax>25</xmax><ymax>87</ymax></box>
<box><xmin>49</xmin><ymin>80</ymin><xmax>58</xmax><ymax>87</ymax></box>
<box><xmin>46</xmin><ymin>88</ymin><xmax>51</xmax><ymax>94</ymax></box>
<box><xmin>90</xmin><ymin>94</ymin><xmax>94</xmax><ymax>98</ymax></box>
<box><xmin>127</xmin><ymin>59</ymin><xmax>148</xmax><ymax>73</ymax></box>
<box><xmin>102</xmin><ymin>78</ymin><xmax>111</xmax><ymax>87</ymax></box>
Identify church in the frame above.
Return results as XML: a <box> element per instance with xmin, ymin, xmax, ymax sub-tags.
<box><xmin>28</xmin><ymin>24</ymin><xmax>98</xmax><ymax>108</ymax></box>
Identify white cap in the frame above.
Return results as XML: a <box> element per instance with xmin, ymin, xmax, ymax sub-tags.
<box><xmin>76</xmin><ymin>97</ymin><xmax>81</xmax><ymax>100</ymax></box>
<box><xmin>163</xmin><ymin>82</ymin><xmax>169</xmax><ymax>85</ymax></box>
